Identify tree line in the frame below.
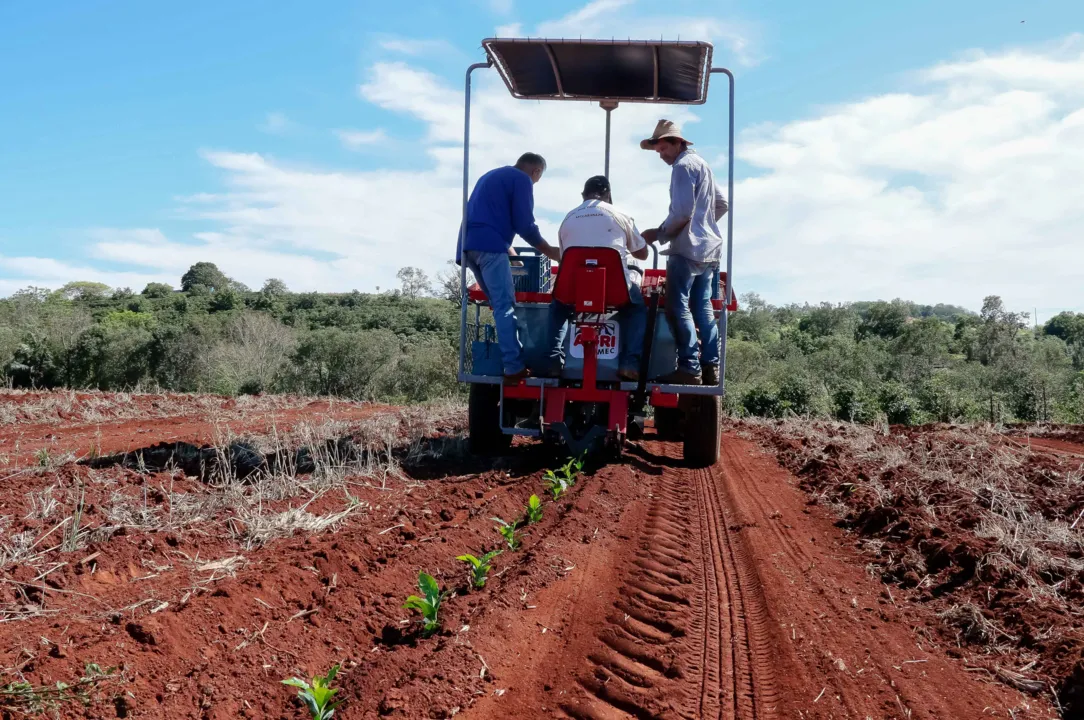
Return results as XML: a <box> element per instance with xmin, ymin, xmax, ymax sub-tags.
<box><xmin>0</xmin><ymin>263</ymin><xmax>461</xmax><ymax>403</ymax></box>
<box><xmin>2</xmin><ymin>261</ymin><xmax>1082</xmax><ymax>424</ymax></box>
<box><xmin>725</xmin><ymin>294</ymin><xmax>1084</xmax><ymax>424</ymax></box>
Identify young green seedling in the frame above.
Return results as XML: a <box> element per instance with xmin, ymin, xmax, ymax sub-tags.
<box><xmin>456</xmin><ymin>549</ymin><xmax>502</xmax><ymax>588</ymax></box>
<box><xmin>402</xmin><ymin>571</ymin><xmax>446</xmax><ymax>636</ymax></box>
<box><xmin>525</xmin><ymin>494</ymin><xmax>543</xmax><ymax>524</ymax></box>
<box><xmin>491</xmin><ymin>517</ymin><xmax>521</xmax><ymax>550</ymax></box>
<box><xmin>543</xmin><ymin>473</ymin><xmax>567</xmax><ymax>500</ymax></box>
<box><xmin>281</xmin><ymin>664</ymin><xmax>342</xmax><ymax>720</ymax></box>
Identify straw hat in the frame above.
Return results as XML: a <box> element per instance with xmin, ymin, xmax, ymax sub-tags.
<box><xmin>640</xmin><ymin>119</ymin><xmax>693</xmax><ymax>150</ymax></box>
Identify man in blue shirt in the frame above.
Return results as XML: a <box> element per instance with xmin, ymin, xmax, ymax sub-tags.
<box><xmin>457</xmin><ymin>153</ymin><xmax>561</xmax><ymax>384</ymax></box>
<box><xmin>640</xmin><ymin>120</ymin><xmax>729</xmax><ymax>386</ymax></box>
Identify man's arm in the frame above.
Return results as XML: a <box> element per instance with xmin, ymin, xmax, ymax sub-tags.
<box><xmin>511</xmin><ymin>176</ymin><xmax>560</xmax><ymax>262</ymax></box>
<box><xmin>626</xmin><ymin>216</ymin><xmax>650</xmax><ymax>260</ymax></box>
<box><xmin>657</xmin><ymin>164</ymin><xmax>695</xmax><ymax>237</ymax></box>
<box><xmin>713</xmin><ymin>181</ymin><xmax>729</xmax><ymax>222</ymax></box>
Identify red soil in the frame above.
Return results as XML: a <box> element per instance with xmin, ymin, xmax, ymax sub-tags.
<box><xmin>0</xmin><ymin>404</ymin><xmax>1055</xmax><ymax>718</ymax></box>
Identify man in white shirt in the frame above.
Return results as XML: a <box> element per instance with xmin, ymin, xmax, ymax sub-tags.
<box><xmin>544</xmin><ymin>176</ymin><xmax>650</xmax><ymax>382</ymax></box>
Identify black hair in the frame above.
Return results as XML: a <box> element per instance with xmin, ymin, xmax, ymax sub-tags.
<box><xmin>515</xmin><ymin>152</ymin><xmax>547</xmax><ymax>172</ymax></box>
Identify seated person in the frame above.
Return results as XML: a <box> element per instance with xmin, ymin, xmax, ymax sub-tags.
<box><xmin>544</xmin><ymin>176</ymin><xmax>650</xmax><ymax>382</ymax></box>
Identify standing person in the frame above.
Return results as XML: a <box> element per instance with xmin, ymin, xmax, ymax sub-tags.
<box><xmin>639</xmin><ymin>120</ymin><xmax>729</xmax><ymax>385</ymax></box>
<box><xmin>544</xmin><ymin>176</ymin><xmax>650</xmax><ymax>381</ymax></box>
<box><xmin>456</xmin><ymin>153</ymin><xmax>561</xmax><ymax>384</ymax></box>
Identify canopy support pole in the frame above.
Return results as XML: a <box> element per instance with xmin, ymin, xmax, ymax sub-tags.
<box><xmin>458</xmin><ymin>60</ymin><xmax>493</xmax><ymax>381</ymax></box>
<box><xmin>709</xmin><ymin>68</ymin><xmax>734</xmax><ymax>392</ymax></box>
<box><xmin>600</xmin><ymin>100</ymin><xmax>619</xmax><ymax>179</ymax></box>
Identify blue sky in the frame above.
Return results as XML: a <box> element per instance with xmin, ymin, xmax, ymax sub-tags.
<box><xmin>2</xmin><ymin>0</ymin><xmax>1082</xmax><ymax>318</ymax></box>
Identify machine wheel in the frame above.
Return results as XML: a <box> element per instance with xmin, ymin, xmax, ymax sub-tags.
<box><xmin>683</xmin><ymin>395</ymin><xmax>721</xmax><ymax>467</ymax></box>
<box><xmin>654</xmin><ymin>407</ymin><xmax>684</xmax><ymax>440</ymax></box>
<box><xmin>468</xmin><ymin>384</ymin><xmax>511</xmax><ymax>455</ymax></box>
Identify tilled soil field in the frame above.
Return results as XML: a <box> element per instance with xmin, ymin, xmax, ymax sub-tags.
<box><xmin>0</xmin><ymin>392</ymin><xmax>1073</xmax><ymax>719</ymax></box>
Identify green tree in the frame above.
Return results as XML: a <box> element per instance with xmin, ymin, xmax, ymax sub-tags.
<box><xmin>397</xmin><ymin>267</ymin><xmax>433</xmax><ymax>300</ymax></box>
<box><xmin>58</xmin><ymin>281</ymin><xmax>111</xmax><ymax>301</ymax></box>
<box><xmin>181</xmin><ymin>262</ymin><xmax>231</xmax><ymax>292</ymax></box>
<box><xmin>261</xmin><ymin>278</ymin><xmax>289</xmax><ymax>295</ymax></box>
<box><xmin>290</xmin><ymin>328</ymin><xmax>399</xmax><ymax>399</ymax></box>
<box><xmin>142</xmin><ymin>282</ymin><xmax>174</xmax><ymax>298</ymax></box>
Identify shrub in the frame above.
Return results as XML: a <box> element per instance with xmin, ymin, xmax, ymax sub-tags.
<box><xmin>142</xmin><ymin>282</ymin><xmax>174</xmax><ymax>298</ymax></box>
<box><xmin>879</xmin><ymin>381</ymin><xmax>920</xmax><ymax>425</ymax></box>
<box><xmin>833</xmin><ymin>381</ymin><xmax>880</xmax><ymax>424</ymax></box>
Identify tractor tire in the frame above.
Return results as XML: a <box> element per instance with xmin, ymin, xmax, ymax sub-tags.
<box><xmin>654</xmin><ymin>407</ymin><xmax>684</xmax><ymax>440</ymax></box>
<box><xmin>683</xmin><ymin>395</ymin><xmax>721</xmax><ymax>467</ymax></box>
<box><xmin>468</xmin><ymin>384</ymin><xmax>511</xmax><ymax>455</ymax></box>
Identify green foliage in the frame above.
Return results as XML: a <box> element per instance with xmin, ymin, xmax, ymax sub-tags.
<box><xmin>281</xmin><ymin>664</ymin><xmax>342</xmax><ymax>720</ymax></box>
<box><xmin>142</xmin><ymin>282</ymin><xmax>174</xmax><ymax>298</ymax></box>
<box><xmin>403</xmin><ymin>571</ymin><xmax>445</xmax><ymax>636</ymax></box>
<box><xmin>456</xmin><ymin>549</ymin><xmax>502</xmax><ymax>589</ymax></box>
<box><xmin>542</xmin><ymin>455</ymin><xmax>584</xmax><ymax>500</ymax></box>
<box><xmin>491</xmin><ymin>517</ymin><xmax>520</xmax><ymax>550</ymax></box>
<box><xmin>0</xmin><ymin>662</ymin><xmax>114</xmax><ymax>716</ymax></box>
<box><xmin>525</xmin><ymin>494</ymin><xmax>543</xmax><ymax>524</ymax></box>
<box><xmin>833</xmin><ymin>381</ymin><xmax>880</xmax><ymax>424</ymax></box>
<box><xmin>181</xmin><ymin>262</ymin><xmax>231</xmax><ymax>292</ymax></box>
<box><xmin>58</xmin><ymin>281</ymin><xmax>111</xmax><ymax>301</ymax></box>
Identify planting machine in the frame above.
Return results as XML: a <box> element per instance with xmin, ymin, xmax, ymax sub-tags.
<box><xmin>457</xmin><ymin>38</ymin><xmax>736</xmax><ymax>467</ymax></box>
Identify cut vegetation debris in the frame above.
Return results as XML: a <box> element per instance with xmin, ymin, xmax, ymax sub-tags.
<box><xmin>745</xmin><ymin>417</ymin><xmax>1084</xmax><ymax>714</ymax></box>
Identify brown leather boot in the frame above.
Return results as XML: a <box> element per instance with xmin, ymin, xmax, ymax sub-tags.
<box><xmin>659</xmin><ymin>368</ymin><xmax>702</xmax><ymax>385</ymax></box>
<box><xmin>702</xmin><ymin>364</ymin><xmax>720</xmax><ymax>386</ymax></box>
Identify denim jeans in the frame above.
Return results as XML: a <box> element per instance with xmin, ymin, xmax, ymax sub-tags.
<box><xmin>546</xmin><ymin>283</ymin><xmax>647</xmax><ymax>374</ymax></box>
<box><xmin>464</xmin><ymin>250</ymin><xmax>524</xmax><ymax>375</ymax></box>
<box><xmin>665</xmin><ymin>255</ymin><xmax>720</xmax><ymax>374</ymax></box>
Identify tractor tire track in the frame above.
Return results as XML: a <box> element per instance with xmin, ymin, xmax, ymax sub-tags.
<box><xmin>558</xmin><ymin>450</ymin><xmax>780</xmax><ymax>720</ymax></box>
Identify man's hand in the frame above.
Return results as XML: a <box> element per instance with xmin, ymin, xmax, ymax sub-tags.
<box><xmin>641</xmin><ymin>227</ymin><xmax>660</xmax><ymax>244</ymax></box>
<box><xmin>540</xmin><ymin>243</ymin><xmax>561</xmax><ymax>263</ymax></box>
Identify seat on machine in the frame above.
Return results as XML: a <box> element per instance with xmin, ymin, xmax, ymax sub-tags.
<box><xmin>552</xmin><ymin>247</ymin><xmax>630</xmax><ymax>313</ymax></box>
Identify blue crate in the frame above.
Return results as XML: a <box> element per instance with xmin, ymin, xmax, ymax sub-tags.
<box><xmin>511</xmin><ymin>254</ymin><xmax>551</xmax><ymax>293</ymax></box>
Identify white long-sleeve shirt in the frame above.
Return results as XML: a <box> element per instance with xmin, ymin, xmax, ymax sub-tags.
<box><xmin>657</xmin><ymin>149</ymin><xmax>728</xmax><ymax>263</ymax></box>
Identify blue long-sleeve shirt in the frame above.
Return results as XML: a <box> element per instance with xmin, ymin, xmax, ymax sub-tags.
<box><xmin>456</xmin><ymin>166</ymin><xmax>545</xmax><ymax>263</ymax></box>
<box><xmin>657</xmin><ymin>150</ymin><xmax>728</xmax><ymax>263</ymax></box>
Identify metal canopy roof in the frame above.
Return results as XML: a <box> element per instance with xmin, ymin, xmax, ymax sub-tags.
<box><xmin>482</xmin><ymin>38</ymin><xmax>714</xmax><ymax>104</ymax></box>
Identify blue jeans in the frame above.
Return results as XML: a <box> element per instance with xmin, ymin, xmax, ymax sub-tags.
<box><xmin>465</xmin><ymin>250</ymin><xmax>524</xmax><ymax>375</ymax></box>
<box><xmin>666</xmin><ymin>255</ymin><xmax>720</xmax><ymax>374</ymax></box>
<box><xmin>546</xmin><ymin>283</ymin><xmax>647</xmax><ymax>374</ymax></box>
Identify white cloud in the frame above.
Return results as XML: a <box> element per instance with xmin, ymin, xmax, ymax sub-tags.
<box><xmin>494</xmin><ymin>23</ymin><xmax>522</xmax><ymax>38</ymax></box>
<box><xmin>489</xmin><ymin>0</ymin><xmax>513</xmax><ymax>15</ymax></box>
<box><xmin>377</xmin><ymin>37</ymin><xmax>455</xmax><ymax>56</ymax></box>
<box><xmin>336</xmin><ymin>128</ymin><xmax>390</xmax><ymax>149</ymax></box>
<box><xmin>736</xmin><ymin>34</ymin><xmax>1084</xmax><ymax>312</ymax></box>
<box><xmin>259</xmin><ymin>111</ymin><xmax>293</xmax><ymax>135</ymax></box>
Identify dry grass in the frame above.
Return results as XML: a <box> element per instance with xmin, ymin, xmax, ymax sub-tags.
<box><xmin>0</xmin><ymin>388</ymin><xmax>339</xmax><ymax>427</ymax></box>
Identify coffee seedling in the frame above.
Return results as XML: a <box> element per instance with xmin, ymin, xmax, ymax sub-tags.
<box><xmin>491</xmin><ymin>517</ymin><xmax>521</xmax><ymax>550</ymax></box>
<box><xmin>543</xmin><ymin>453</ymin><xmax>585</xmax><ymax>500</ymax></box>
<box><xmin>282</xmin><ymin>664</ymin><xmax>342</xmax><ymax>720</ymax></box>
<box><xmin>457</xmin><ymin>549</ymin><xmax>502</xmax><ymax>588</ymax></box>
<box><xmin>525</xmin><ymin>494</ymin><xmax>543</xmax><ymax>524</ymax></box>
<box><xmin>543</xmin><ymin>472</ymin><xmax>570</xmax><ymax>500</ymax></box>
<box><xmin>403</xmin><ymin>571</ymin><xmax>446</xmax><ymax>636</ymax></box>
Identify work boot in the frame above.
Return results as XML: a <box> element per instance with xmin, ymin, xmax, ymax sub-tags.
<box><xmin>617</xmin><ymin>368</ymin><xmax>640</xmax><ymax>382</ymax></box>
<box><xmin>702</xmin><ymin>364</ymin><xmax>720</xmax><ymax>386</ymax></box>
<box><xmin>503</xmin><ymin>367</ymin><xmax>530</xmax><ymax>385</ymax></box>
<box><xmin>660</xmin><ymin>368</ymin><xmax>702</xmax><ymax>385</ymax></box>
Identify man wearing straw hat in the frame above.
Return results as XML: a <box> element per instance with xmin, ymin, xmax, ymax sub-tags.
<box><xmin>639</xmin><ymin>119</ymin><xmax>729</xmax><ymax>386</ymax></box>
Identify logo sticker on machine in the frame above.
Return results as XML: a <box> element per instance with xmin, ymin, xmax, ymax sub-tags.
<box><xmin>570</xmin><ymin>321</ymin><xmax>620</xmax><ymax>359</ymax></box>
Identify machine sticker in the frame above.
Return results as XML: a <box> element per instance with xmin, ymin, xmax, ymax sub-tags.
<box><xmin>569</xmin><ymin>321</ymin><xmax>620</xmax><ymax>359</ymax></box>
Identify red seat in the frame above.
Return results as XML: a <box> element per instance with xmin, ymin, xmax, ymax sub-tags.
<box><xmin>552</xmin><ymin>247</ymin><xmax>630</xmax><ymax>312</ymax></box>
